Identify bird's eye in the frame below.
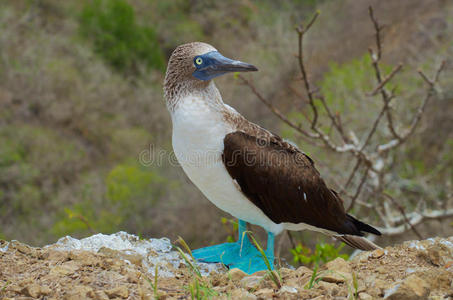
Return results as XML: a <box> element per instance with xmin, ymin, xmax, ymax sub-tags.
<box><xmin>195</xmin><ymin>57</ymin><xmax>203</xmax><ymax>65</ymax></box>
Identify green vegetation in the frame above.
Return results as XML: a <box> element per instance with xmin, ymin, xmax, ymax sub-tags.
<box><xmin>305</xmin><ymin>265</ymin><xmax>323</xmax><ymax>289</ymax></box>
<box><xmin>283</xmin><ymin>54</ymin><xmax>394</xmax><ymax>141</ymax></box>
<box><xmin>80</xmin><ymin>0</ymin><xmax>165</xmax><ymax>74</ymax></box>
<box><xmin>291</xmin><ymin>242</ymin><xmax>349</xmax><ymax>267</ymax></box>
<box><xmin>144</xmin><ymin>265</ymin><xmax>161</xmax><ymax>300</ymax></box>
<box><xmin>176</xmin><ymin>237</ymin><xmax>220</xmax><ymax>299</ymax></box>
<box><xmin>52</xmin><ymin>162</ymin><xmax>167</xmax><ymax>237</ymax></box>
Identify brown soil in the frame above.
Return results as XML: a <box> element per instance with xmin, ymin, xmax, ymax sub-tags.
<box><xmin>0</xmin><ymin>236</ymin><xmax>452</xmax><ymax>299</ymax></box>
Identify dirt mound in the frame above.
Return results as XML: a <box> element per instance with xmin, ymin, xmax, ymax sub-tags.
<box><xmin>0</xmin><ymin>233</ymin><xmax>452</xmax><ymax>299</ymax></box>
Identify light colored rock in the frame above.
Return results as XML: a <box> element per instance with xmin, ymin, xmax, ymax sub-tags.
<box><xmin>7</xmin><ymin>283</ymin><xmax>24</xmax><ymax>293</ymax></box>
<box><xmin>424</xmin><ymin>244</ymin><xmax>450</xmax><ymax>266</ymax></box>
<box><xmin>41</xmin><ymin>249</ymin><xmax>69</xmax><ymax>261</ymax></box>
<box><xmin>279</xmin><ymin>285</ymin><xmax>298</xmax><ymax>294</ymax></box>
<box><xmin>105</xmin><ymin>286</ymin><xmax>129</xmax><ymax>299</ymax></box>
<box><xmin>359</xmin><ymin>292</ymin><xmax>373</xmax><ymax>300</ymax></box>
<box><xmin>318</xmin><ymin>281</ymin><xmax>340</xmax><ymax>295</ymax></box>
<box><xmin>227</xmin><ymin>268</ymin><xmax>247</xmax><ymax>282</ymax></box>
<box><xmin>64</xmin><ymin>285</ymin><xmax>93</xmax><ymax>300</ymax></box>
<box><xmin>11</xmin><ymin>241</ymin><xmax>34</xmax><ymax>255</ymax></box>
<box><xmin>251</xmin><ymin>270</ymin><xmax>267</xmax><ymax>277</ymax></box>
<box><xmin>285</xmin><ymin>277</ymin><xmax>302</xmax><ymax>288</ymax></box>
<box><xmin>324</xmin><ymin>257</ymin><xmax>352</xmax><ymax>273</ymax></box>
<box><xmin>230</xmin><ymin>288</ymin><xmax>257</xmax><ymax>299</ymax></box>
<box><xmin>371</xmin><ymin>249</ymin><xmax>385</xmax><ymax>259</ymax></box>
<box><xmin>88</xmin><ymin>290</ymin><xmax>110</xmax><ymax>300</ymax></box>
<box><xmin>47</xmin><ymin>232</ymin><xmax>225</xmax><ymax>277</ymax></box>
<box><xmin>321</xmin><ymin>257</ymin><xmax>352</xmax><ymax>283</ymax></box>
<box><xmin>40</xmin><ymin>285</ymin><xmax>52</xmax><ymax>296</ymax></box>
<box><xmin>321</xmin><ymin>273</ymin><xmax>347</xmax><ymax>283</ymax></box>
<box><xmin>21</xmin><ymin>284</ymin><xmax>43</xmax><ymax>298</ymax></box>
<box><xmin>240</xmin><ymin>275</ymin><xmax>264</xmax><ymax>290</ymax></box>
<box><xmin>384</xmin><ymin>274</ymin><xmax>430</xmax><ymax>300</ymax></box>
<box><xmin>296</xmin><ymin>266</ymin><xmax>313</xmax><ymax>276</ymax></box>
<box><xmin>255</xmin><ymin>288</ymin><xmax>274</xmax><ymax>298</ymax></box>
<box><xmin>50</xmin><ymin>260</ymin><xmax>80</xmax><ymax>276</ymax></box>
<box><xmin>279</xmin><ymin>267</ymin><xmax>294</xmax><ymax>278</ymax></box>
<box><xmin>69</xmin><ymin>250</ymin><xmax>101</xmax><ymax>266</ymax></box>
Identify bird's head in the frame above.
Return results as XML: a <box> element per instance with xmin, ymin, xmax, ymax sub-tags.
<box><xmin>164</xmin><ymin>42</ymin><xmax>257</xmax><ymax>98</ymax></box>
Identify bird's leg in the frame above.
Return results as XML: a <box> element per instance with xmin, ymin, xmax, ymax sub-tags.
<box><xmin>191</xmin><ymin>219</ymin><xmax>253</xmax><ymax>265</ymax></box>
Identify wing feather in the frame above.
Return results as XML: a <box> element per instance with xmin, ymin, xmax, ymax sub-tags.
<box><xmin>222</xmin><ymin>131</ymin><xmax>380</xmax><ymax>237</ymax></box>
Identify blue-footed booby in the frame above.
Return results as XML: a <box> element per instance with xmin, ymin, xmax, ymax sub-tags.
<box><xmin>164</xmin><ymin>42</ymin><xmax>381</xmax><ymax>274</ymax></box>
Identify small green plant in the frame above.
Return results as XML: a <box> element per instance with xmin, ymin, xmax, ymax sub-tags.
<box><xmin>291</xmin><ymin>242</ymin><xmax>349</xmax><ymax>267</ymax></box>
<box><xmin>305</xmin><ymin>265</ymin><xmax>323</xmax><ymax>289</ymax></box>
<box><xmin>144</xmin><ymin>264</ymin><xmax>160</xmax><ymax>300</ymax></box>
<box><xmin>1</xmin><ymin>281</ymin><xmax>10</xmax><ymax>293</ymax></box>
<box><xmin>175</xmin><ymin>237</ymin><xmax>219</xmax><ymax>299</ymax></box>
<box><xmin>350</xmin><ymin>272</ymin><xmax>359</xmax><ymax>300</ymax></box>
<box><xmin>175</xmin><ymin>237</ymin><xmax>201</xmax><ymax>278</ymax></box>
<box><xmin>248</xmin><ymin>232</ymin><xmax>282</xmax><ymax>289</ymax></box>
<box><xmin>79</xmin><ymin>0</ymin><xmax>165</xmax><ymax>74</ymax></box>
<box><xmin>187</xmin><ymin>277</ymin><xmax>219</xmax><ymax>300</ymax></box>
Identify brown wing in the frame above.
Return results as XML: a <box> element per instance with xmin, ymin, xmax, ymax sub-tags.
<box><xmin>222</xmin><ymin>131</ymin><xmax>380</xmax><ymax>236</ymax></box>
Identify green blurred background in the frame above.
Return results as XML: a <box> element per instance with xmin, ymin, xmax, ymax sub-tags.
<box><xmin>0</xmin><ymin>0</ymin><xmax>451</xmax><ymax>263</ymax></box>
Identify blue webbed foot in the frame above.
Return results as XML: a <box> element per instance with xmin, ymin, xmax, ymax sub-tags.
<box><xmin>192</xmin><ymin>220</ymin><xmax>276</xmax><ymax>274</ymax></box>
<box><xmin>228</xmin><ymin>248</ymin><xmax>274</xmax><ymax>274</ymax></box>
<box><xmin>192</xmin><ymin>220</ymin><xmax>254</xmax><ymax>266</ymax></box>
<box><xmin>229</xmin><ymin>231</ymin><xmax>275</xmax><ymax>274</ymax></box>
<box><xmin>192</xmin><ymin>241</ymin><xmax>243</xmax><ymax>265</ymax></box>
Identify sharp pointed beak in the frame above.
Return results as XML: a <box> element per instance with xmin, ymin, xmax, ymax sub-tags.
<box><xmin>193</xmin><ymin>51</ymin><xmax>258</xmax><ymax>81</ymax></box>
<box><xmin>208</xmin><ymin>55</ymin><xmax>258</xmax><ymax>73</ymax></box>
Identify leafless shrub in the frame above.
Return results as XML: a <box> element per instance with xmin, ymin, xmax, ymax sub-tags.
<box><xmin>239</xmin><ymin>7</ymin><xmax>452</xmax><ymax>240</ymax></box>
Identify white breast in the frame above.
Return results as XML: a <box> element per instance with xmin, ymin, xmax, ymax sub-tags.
<box><xmin>170</xmin><ymin>96</ymin><xmax>283</xmax><ymax>234</ymax></box>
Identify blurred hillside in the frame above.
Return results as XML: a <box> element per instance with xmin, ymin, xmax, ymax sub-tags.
<box><xmin>0</xmin><ymin>0</ymin><xmax>452</xmax><ymax>261</ymax></box>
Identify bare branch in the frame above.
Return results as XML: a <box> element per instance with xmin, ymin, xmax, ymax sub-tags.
<box><xmin>319</xmin><ymin>95</ymin><xmax>350</xmax><ymax>144</ymax></box>
<box><xmin>377</xmin><ymin>60</ymin><xmax>445</xmax><ymax>153</ymax></box>
<box><xmin>368</xmin><ymin>64</ymin><xmax>403</xmax><ymax>96</ymax></box>
<box><xmin>368</xmin><ymin>6</ymin><xmax>382</xmax><ymax>60</ymax></box>
<box><xmin>238</xmin><ymin>75</ymin><xmax>317</xmax><ymax>140</ymax></box>
<box><xmin>368</xmin><ymin>7</ymin><xmax>403</xmax><ymax>142</ymax></box>
<box><xmin>383</xmin><ymin>193</ymin><xmax>423</xmax><ymax>239</ymax></box>
<box><xmin>342</xmin><ymin>158</ymin><xmax>362</xmax><ymax>193</ymax></box>
<box><xmin>296</xmin><ymin>11</ymin><xmax>320</xmax><ymax>129</ymax></box>
<box><xmin>360</xmin><ymin>90</ymin><xmax>395</xmax><ymax>151</ymax></box>
<box><xmin>347</xmin><ymin>167</ymin><xmax>369</xmax><ymax>211</ymax></box>
<box><xmin>375</xmin><ymin>208</ymin><xmax>453</xmax><ymax>236</ymax></box>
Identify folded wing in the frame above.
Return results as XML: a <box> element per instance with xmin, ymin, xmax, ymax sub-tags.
<box><xmin>222</xmin><ymin>131</ymin><xmax>381</xmax><ymax>237</ymax></box>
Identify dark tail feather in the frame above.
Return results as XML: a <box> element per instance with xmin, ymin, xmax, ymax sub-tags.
<box><xmin>335</xmin><ymin>235</ymin><xmax>381</xmax><ymax>251</ymax></box>
<box><xmin>347</xmin><ymin>214</ymin><xmax>381</xmax><ymax>236</ymax></box>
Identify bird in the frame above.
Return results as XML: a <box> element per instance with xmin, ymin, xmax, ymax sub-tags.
<box><xmin>163</xmin><ymin>42</ymin><xmax>381</xmax><ymax>274</ymax></box>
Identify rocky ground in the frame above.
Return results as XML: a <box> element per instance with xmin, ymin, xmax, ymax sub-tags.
<box><xmin>0</xmin><ymin>233</ymin><xmax>452</xmax><ymax>299</ymax></box>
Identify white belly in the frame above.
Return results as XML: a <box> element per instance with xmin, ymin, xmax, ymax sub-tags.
<box><xmin>171</xmin><ymin>98</ymin><xmax>283</xmax><ymax>234</ymax></box>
